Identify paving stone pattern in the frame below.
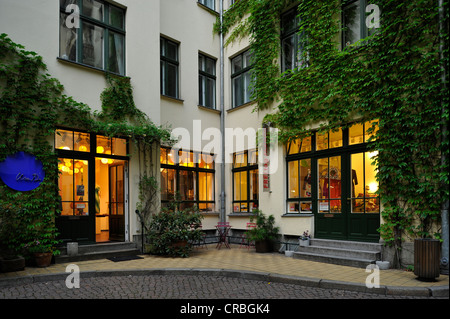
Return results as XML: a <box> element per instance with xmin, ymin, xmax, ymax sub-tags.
<box><xmin>0</xmin><ymin>274</ymin><xmax>444</xmax><ymax>300</ymax></box>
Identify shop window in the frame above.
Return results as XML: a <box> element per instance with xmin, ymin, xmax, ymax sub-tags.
<box><xmin>232</xmin><ymin>150</ymin><xmax>258</xmax><ymax>213</ymax></box>
<box><xmin>56</xmin><ymin>129</ymin><xmax>90</xmax><ymax>152</ymax></box>
<box><xmin>96</xmin><ymin>135</ymin><xmax>127</xmax><ymax>156</ymax></box>
<box><xmin>349</xmin><ymin>120</ymin><xmax>378</xmax><ymax>145</ymax></box>
<box><xmin>285</xmin><ymin>122</ymin><xmax>378</xmax><ymax>216</ymax></box>
<box><xmin>58</xmin><ymin>158</ymin><xmax>89</xmax><ymax>216</ymax></box>
<box><xmin>287</xmin><ymin>136</ymin><xmax>312</xmax><ymax>154</ymax></box>
<box><xmin>350</xmin><ymin>151</ymin><xmax>379</xmax><ymax>213</ymax></box>
<box><xmin>316</xmin><ymin>128</ymin><xmax>343</xmax><ymax>151</ymax></box>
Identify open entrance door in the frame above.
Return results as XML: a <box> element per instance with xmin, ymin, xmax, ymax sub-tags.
<box><xmin>95</xmin><ymin>159</ymin><xmax>127</xmax><ymax>242</ymax></box>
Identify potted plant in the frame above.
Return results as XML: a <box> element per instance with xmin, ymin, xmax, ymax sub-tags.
<box><xmin>0</xmin><ymin>204</ymin><xmax>26</xmax><ymax>272</ymax></box>
<box><xmin>25</xmin><ymin>238</ymin><xmax>60</xmax><ymax>267</ymax></box>
<box><xmin>248</xmin><ymin>210</ymin><xmax>280</xmax><ymax>253</ymax></box>
<box><xmin>299</xmin><ymin>230</ymin><xmax>311</xmax><ymax>247</ymax></box>
<box><xmin>146</xmin><ymin>204</ymin><xmax>204</xmax><ymax>257</ymax></box>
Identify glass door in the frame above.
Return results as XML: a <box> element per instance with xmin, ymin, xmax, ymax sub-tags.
<box><xmin>347</xmin><ymin>151</ymin><xmax>380</xmax><ymax>241</ymax></box>
<box><xmin>57</xmin><ymin>157</ymin><xmax>93</xmax><ymax>243</ymax></box>
<box><xmin>108</xmin><ymin>163</ymin><xmax>125</xmax><ymax>241</ymax></box>
<box><xmin>315</xmin><ymin>155</ymin><xmax>347</xmax><ymax>240</ymax></box>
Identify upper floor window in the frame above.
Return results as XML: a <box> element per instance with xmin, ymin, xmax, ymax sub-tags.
<box><xmin>199</xmin><ymin>54</ymin><xmax>216</xmax><ymax>109</ymax></box>
<box><xmin>198</xmin><ymin>0</ymin><xmax>215</xmax><ymax>11</ymax></box>
<box><xmin>160</xmin><ymin>37</ymin><xmax>180</xmax><ymax>99</ymax></box>
<box><xmin>231</xmin><ymin>50</ymin><xmax>254</xmax><ymax>108</ymax></box>
<box><xmin>342</xmin><ymin>0</ymin><xmax>378</xmax><ymax>48</ymax></box>
<box><xmin>281</xmin><ymin>7</ymin><xmax>306</xmax><ymax>72</ymax></box>
<box><xmin>59</xmin><ymin>0</ymin><xmax>125</xmax><ymax>75</ymax></box>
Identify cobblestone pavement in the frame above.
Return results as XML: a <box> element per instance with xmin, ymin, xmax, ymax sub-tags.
<box><xmin>0</xmin><ymin>274</ymin><xmax>445</xmax><ymax>300</ymax></box>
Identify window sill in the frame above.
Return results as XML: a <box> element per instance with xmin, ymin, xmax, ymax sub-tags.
<box><xmin>228</xmin><ymin>213</ymin><xmax>256</xmax><ymax>217</ymax></box>
<box><xmin>57</xmin><ymin>57</ymin><xmax>126</xmax><ymax>77</ymax></box>
<box><xmin>227</xmin><ymin>101</ymin><xmax>256</xmax><ymax>113</ymax></box>
<box><xmin>161</xmin><ymin>94</ymin><xmax>184</xmax><ymax>104</ymax></box>
<box><xmin>282</xmin><ymin>213</ymin><xmax>314</xmax><ymax>217</ymax></box>
<box><xmin>198</xmin><ymin>105</ymin><xmax>221</xmax><ymax>114</ymax></box>
<box><xmin>200</xmin><ymin>211</ymin><xmax>219</xmax><ymax>216</ymax></box>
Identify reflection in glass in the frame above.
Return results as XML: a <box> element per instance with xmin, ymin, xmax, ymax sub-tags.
<box><xmin>179</xmin><ymin>170</ymin><xmax>195</xmax><ymax>201</ymax></box>
<box><xmin>82</xmin><ymin>21</ymin><xmax>104</xmax><ymax>69</ymax></box>
<box><xmin>59</xmin><ymin>13</ymin><xmax>78</xmax><ymax>61</ymax></box>
<box><xmin>56</xmin><ymin>129</ymin><xmax>74</xmax><ymax>150</ymax></box>
<box><xmin>343</xmin><ymin>1</ymin><xmax>361</xmax><ymax>47</ymax></box>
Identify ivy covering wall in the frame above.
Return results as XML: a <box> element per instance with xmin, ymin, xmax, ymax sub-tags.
<box><xmin>218</xmin><ymin>0</ymin><xmax>449</xmax><ymax>264</ymax></box>
<box><xmin>0</xmin><ymin>33</ymin><xmax>172</xmax><ymax>254</ymax></box>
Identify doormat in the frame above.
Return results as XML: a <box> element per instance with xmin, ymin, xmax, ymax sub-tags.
<box><xmin>107</xmin><ymin>255</ymin><xmax>144</xmax><ymax>262</ymax></box>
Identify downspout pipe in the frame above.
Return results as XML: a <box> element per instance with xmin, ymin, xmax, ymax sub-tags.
<box><xmin>438</xmin><ymin>0</ymin><xmax>449</xmax><ymax>275</ymax></box>
<box><xmin>219</xmin><ymin>0</ymin><xmax>226</xmax><ymax>223</ymax></box>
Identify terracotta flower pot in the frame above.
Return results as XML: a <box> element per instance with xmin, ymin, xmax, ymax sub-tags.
<box><xmin>33</xmin><ymin>252</ymin><xmax>52</xmax><ymax>268</ymax></box>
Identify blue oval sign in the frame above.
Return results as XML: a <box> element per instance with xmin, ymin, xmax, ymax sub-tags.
<box><xmin>0</xmin><ymin>152</ymin><xmax>45</xmax><ymax>191</ymax></box>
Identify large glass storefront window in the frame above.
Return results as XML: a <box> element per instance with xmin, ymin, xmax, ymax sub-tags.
<box><xmin>56</xmin><ymin>129</ymin><xmax>128</xmax><ymax>243</ymax></box>
<box><xmin>286</xmin><ymin>121</ymin><xmax>379</xmax><ymax>215</ymax></box>
<box><xmin>286</xmin><ymin>121</ymin><xmax>380</xmax><ymax>241</ymax></box>
<box><xmin>160</xmin><ymin>147</ymin><xmax>215</xmax><ymax>212</ymax></box>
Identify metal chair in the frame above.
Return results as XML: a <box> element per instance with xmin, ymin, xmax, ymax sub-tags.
<box><xmin>239</xmin><ymin>222</ymin><xmax>257</xmax><ymax>250</ymax></box>
<box><xmin>216</xmin><ymin>222</ymin><xmax>231</xmax><ymax>249</ymax></box>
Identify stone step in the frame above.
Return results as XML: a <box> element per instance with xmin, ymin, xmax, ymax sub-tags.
<box><xmin>292</xmin><ymin>251</ymin><xmax>376</xmax><ymax>268</ymax></box>
<box><xmin>292</xmin><ymin>239</ymin><xmax>382</xmax><ymax>268</ymax></box>
<box><xmin>55</xmin><ymin>242</ymin><xmax>140</xmax><ymax>263</ymax></box>
<box><xmin>310</xmin><ymin>238</ymin><xmax>382</xmax><ymax>252</ymax></box>
<box><xmin>296</xmin><ymin>245</ymin><xmax>381</xmax><ymax>260</ymax></box>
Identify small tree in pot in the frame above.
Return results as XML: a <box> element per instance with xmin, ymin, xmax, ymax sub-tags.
<box><xmin>146</xmin><ymin>204</ymin><xmax>204</xmax><ymax>258</ymax></box>
<box><xmin>248</xmin><ymin>210</ymin><xmax>280</xmax><ymax>253</ymax></box>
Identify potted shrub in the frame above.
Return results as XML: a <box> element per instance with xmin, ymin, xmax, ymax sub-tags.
<box><xmin>248</xmin><ymin>210</ymin><xmax>280</xmax><ymax>253</ymax></box>
<box><xmin>146</xmin><ymin>205</ymin><xmax>204</xmax><ymax>257</ymax></box>
<box><xmin>0</xmin><ymin>204</ymin><xmax>26</xmax><ymax>272</ymax></box>
<box><xmin>299</xmin><ymin>230</ymin><xmax>311</xmax><ymax>247</ymax></box>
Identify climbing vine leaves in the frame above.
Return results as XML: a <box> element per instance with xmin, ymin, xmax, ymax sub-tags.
<box><xmin>219</xmin><ymin>0</ymin><xmax>449</xmax><ymax>248</ymax></box>
<box><xmin>0</xmin><ymin>33</ymin><xmax>172</xmax><ymax>254</ymax></box>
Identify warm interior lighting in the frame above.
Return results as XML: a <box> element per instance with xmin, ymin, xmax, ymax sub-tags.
<box><xmin>97</xmin><ymin>146</ymin><xmax>104</xmax><ymax>153</ymax></box>
<box><xmin>368</xmin><ymin>182</ymin><xmax>378</xmax><ymax>193</ymax></box>
<box><xmin>368</xmin><ymin>151</ymin><xmax>378</xmax><ymax>159</ymax></box>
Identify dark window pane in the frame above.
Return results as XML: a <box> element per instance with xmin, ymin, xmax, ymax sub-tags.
<box><xmin>233</xmin><ymin>75</ymin><xmax>242</xmax><ymax>107</ymax></box>
<box><xmin>108</xmin><ymin>31</ymin><xmax>125</xmax><ymax>74</ymax></box>
<box><xmin>109</xmin><ymin>5</ymin><xmax>125</xmax><ymax>29</ymax></box>
<box><xmin>343</xmin><ymin>1</ymin><xmax>361</xmax><ymax>46</ymax></box>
